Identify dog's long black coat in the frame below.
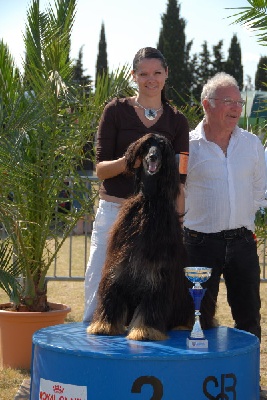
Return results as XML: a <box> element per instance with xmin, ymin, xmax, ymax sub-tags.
<box><xmin>87</xmin><ymin>133</ymin><xmax>195</xmax><ymax>340</ymax></box>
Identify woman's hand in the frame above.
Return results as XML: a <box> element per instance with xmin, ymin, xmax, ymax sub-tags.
<box><xmin>134</xmin><ymin>158</ymin><xmax>142</xmax><ymax>169</ymax></box>
<box><xmin>176</xmin><ymin>183</ymin><xmax>185</xmax><ymax>222</ymax></box>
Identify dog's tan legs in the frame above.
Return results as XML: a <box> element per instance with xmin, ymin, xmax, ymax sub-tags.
<box><xmin>172</xmin><ymin>316</ymin><xmax>219</xmax><ymax>332</ymax></box>
<box><xmin>172</xmin><ymin>325</ymin><xmax>192</xmax><ymax>331</ymax></box>
<box><xmin>127</xmin><ymin>326</ymin><xmax>168</xmax><ymax>341</ymax></box>
<box><xmin>87</xmin><ymin>320</ymin><xmax>126</xmax><ymax>336</ymax></box>
<box><xmin>127</xmin><ymin>314</ymin><xmax>168</xmax><ymax>341</ymax></box>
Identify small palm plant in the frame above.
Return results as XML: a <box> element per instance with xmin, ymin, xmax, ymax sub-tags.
<box><xmin>0</xmin><ymin>0</ymin><xmax>134</xmax><ymax>312</ymax></box>
<box><xmin>0</xmin><ymin>239</ymin><xmax>23</xmax><ymax>306</ymax></box>
<box><xmin>227</xmin><ymin>0</ymin><xmax>267</xmax><ymax>45</ymax></box>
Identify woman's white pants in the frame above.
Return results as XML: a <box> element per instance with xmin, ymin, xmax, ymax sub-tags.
<box><xmin>83</xmin><ymin>200</ymin><xmax>120</xmax><ymax>322</ymax></box>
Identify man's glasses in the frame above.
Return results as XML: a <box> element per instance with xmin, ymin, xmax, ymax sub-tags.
<box><xmin>208</xmin><ymin>98</ymin><xmax>245</xmax><ymax>107</ymax></box>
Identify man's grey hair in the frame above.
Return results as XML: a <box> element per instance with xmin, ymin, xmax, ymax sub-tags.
<box><xmin>201</xmin><ymin>72</ymin><xmax>239</xmax><ymax>108</ymax></box>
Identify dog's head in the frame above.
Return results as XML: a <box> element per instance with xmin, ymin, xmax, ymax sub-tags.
<box><xmin>124</xmin><ymin>133</ymin><xmax>180</xmax><ymax>198</ymax></box>
<box><xmin>142</xmin><ymin>136</ymin><xmax>162</xmax><ymax>175</ymax></box>
<box><xmin>125</xmin><ymin>133</ymin><xmax>172</xmax><ymax>175</ymax></box>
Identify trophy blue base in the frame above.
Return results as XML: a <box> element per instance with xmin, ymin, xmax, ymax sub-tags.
<box><xmin>30</xmin><ymin>323</ymin><xmax>260</xmax><ymax>400</ymax></box>
<box><xmin>187</xmin><ymin>336</ymin><xmax>208</xmax><ymax>349</ymax></box>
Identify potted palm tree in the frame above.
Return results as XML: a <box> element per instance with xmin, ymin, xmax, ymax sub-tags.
<box><xmin>0</xmin><ymin>0</ymin><xmax>134</xmax><ymax>369</ymax></box>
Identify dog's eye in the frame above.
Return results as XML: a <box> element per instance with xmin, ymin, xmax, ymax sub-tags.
<box><xmin>158</xmin><ymin>141</ymin><xmax>165</xmax><ymax>150</ymax></box>
<box><xmin>145</xmin><ymin>143</ymin><xmax>153</xmax><ymax>153</ymax></box>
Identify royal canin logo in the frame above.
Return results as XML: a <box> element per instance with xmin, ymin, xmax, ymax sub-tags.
<box><xmin>53</xmin><ymin>385</ymin><xmax>64</xmax><ymax>394</ymax></box>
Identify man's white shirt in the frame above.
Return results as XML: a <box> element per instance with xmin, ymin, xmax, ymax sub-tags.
<box><xmin>184</xmin><ymin>120</ymin><xmax>267</xmax><ymax>233</ymax></box>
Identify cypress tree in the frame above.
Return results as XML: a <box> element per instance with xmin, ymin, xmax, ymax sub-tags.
<box><xmin>73</xmin><ymin>46</ymin><xmax>92</xmax><ymax>96</ymax></box>
<box><xmin>157</xmin><ymin>0</ymin><xmax>191</xmax><ymax>106</ymax></box>
<box><xmin>255</xmin><ymin>56</ymin><xmax>267</xmax><ymax>90</ymax></box>
<box><xmin>212</xmin><ymin>40</ymin><xmax>225</xmax><ymax>74</ymax></box>
<box><xmin>224</xmin><ymin>34</ymin><xmax>243</xmax><ymax>90</ymax></box>
<box><xmin>244</xmin><ymin>75</ymin><xmax>253</xmax><ymax>91</ymax></box>
<box><xmin>193</xmin><ymin>41</ymin><xmax>213</xmax><ymax>101</ymax></box>
<box><xmin>95</xmin><ymin>22</ymin><xmax>108</xmax><ymax>86</ymax></box>
<box><xmin>184</xmin><ymin>40</ymin><xmax>198</xmax><ymax>101</ymax></box>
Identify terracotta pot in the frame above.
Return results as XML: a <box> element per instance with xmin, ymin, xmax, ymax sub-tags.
<box><xmin>0</xmin><ymin>302</ymin><xmax>71</xmax><ymax>370</ymax></box>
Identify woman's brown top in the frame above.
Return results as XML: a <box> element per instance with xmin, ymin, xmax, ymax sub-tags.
<box><xmin>97</xmin><ymin>97</ymin><xmax>189</xmax><ymax>199</ymax></box>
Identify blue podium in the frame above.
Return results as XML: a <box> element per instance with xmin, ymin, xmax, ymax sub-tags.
<box><xmin>30</xmin><ymin>323</ymin><xmax>260</xmax><ymax>400</ymax></box>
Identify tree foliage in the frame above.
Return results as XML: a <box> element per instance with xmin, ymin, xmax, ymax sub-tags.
<box><xmin>157</xmin><ymin>0</ymin><xmax>193</xmax><ymax>105</ymax></box>
<box><xmin>95</xmin><ymin>22</ymin><xmax>108</xmax><ymax>86</ymax></box>
<box><xmin>227</xmin><ymin>0</ymin><xmax>267</xmax><ymax>45</ymax></box>
<box><xmin>23</xmin><ymin>0</ymin><xmax>75</xmax><ymax>93</ymax></box>
<box><xmin>192</xmin><ymin>41</ymin><xmax>213</xmax><ymax>101</ymax></box>
<box><xmin>73</xmin><ymin>46</ymin><xmax>92</xmax><ymax>96</ymax></box>
<box><xmin>0</xmin><ymin>0</ymin><xmax>135</xmax><ymax>311</ymax></box>
<box><xmin>212</xmin><ymin>40</ymin><xmax>225</xmax><ymax>74</ymax></box>
<box><xmin>224</xmin><ymin>34</ymin><xmax>243</xmax><ymax>90</ymax></box>
<box><xmin>157</xmin><ymin>0</ymin><xmax>247</xmax><ymax>104</ymax></box>
<box><xmin>255</xmin><ymin>56</ymin><xmax>267</xmax><ymax>90</ymax></box>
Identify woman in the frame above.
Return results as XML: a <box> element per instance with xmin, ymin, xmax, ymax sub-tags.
<box><xmin>83</xmin><ymin>47</ymin><xmax>189</xmax><ymax>322</ymax></box>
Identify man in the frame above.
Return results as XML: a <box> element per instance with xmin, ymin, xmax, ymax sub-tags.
<box><xmin>184</xmin><ymin>72</ymin><xmax>266</xmax><ymax>341</ymax></box>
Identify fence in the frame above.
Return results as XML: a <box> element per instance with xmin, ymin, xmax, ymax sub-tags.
<box><xmin>2</xmin><ymin>174</ymin><xmax>266</xmax><ymax>282</ymax></box>
<box><xmin>46</xmin><ymin>219</ymin><xmax>267</xmax><ymax>283</ymax></box>
<box><xmin>47</xmin><ymin>175</ymin><xmax>98</xmax><ymax>282</ymax></box>
<box><xmin>259</xmin><ymin>239</ymin><xmax>267</xmax><ymax>280</ymax></box>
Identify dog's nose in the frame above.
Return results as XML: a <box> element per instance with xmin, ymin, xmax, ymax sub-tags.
<box><xmin>149</xmin><ymin>154</ymin><xmax>157</xmax><ymax>162</ymax></box>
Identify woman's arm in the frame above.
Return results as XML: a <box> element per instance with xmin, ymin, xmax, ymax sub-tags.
<box><xmin>177</xmin><ymin>183</ymin><xmax>185</xmax><ymax>224</ymax></box>
<box><xmin>96</xmin><ymin>157</ymin><xmax>126</xmax><ymax>180</ymax></box>
<box><xmin>96</xmin><ymin>154</ymin><xmax>142</xmax><ymax>180</ymax></box>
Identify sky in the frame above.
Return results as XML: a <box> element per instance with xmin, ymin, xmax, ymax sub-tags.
<box><xmin>1</xmin><ymin>0</ymin><xmax>266</xmax><ymax>87</ymax></box>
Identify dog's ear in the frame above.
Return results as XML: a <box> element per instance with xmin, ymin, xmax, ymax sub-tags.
<box><xmin>124</xmin><ymin>141</ymin><xmax>139</xmax><ymax>174</ymax></box>
<box><xmin>160</xmin><ymin>139</ymin><xmax>180</xmax><ymax>200</ymax></box>
<box><xmin>159</xmin><ymin>137</ymin><xmax>176</xmax><ymax>167</ymax></box>
<box><xmin>124</xmin><ymin>136</ymin><xmax>150</xmax><ymax>174</ymax></box>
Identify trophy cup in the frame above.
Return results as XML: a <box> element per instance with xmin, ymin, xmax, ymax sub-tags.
<box><xmin>184</xmin><ymin>266</ymin><xmax>212</xmax><ymax>349</ymax></box>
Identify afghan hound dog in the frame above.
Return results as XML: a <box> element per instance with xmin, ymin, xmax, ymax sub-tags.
<box><xmin>87</xmin><ymin>133</ymin><xmax>195</xmax><ymax>341</ymax></box>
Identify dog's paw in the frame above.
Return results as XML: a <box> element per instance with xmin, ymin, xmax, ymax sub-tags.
<box><xmin>127</xmin><ymin>326</ymin><xmax>168</xmax><ymax>341</ymax></box>
<box><xmin>172</xmin><ymin>325</ymin><xmax>192</xmax><ymax>331</ymax></box>
<box><xmin>208</xmin><ymin>317</ymin><xmax>219</xmax><ymax>329</ymax></box>
<box><xmin>211</xmin><ymin>318</ymin><xmax>219</xmax><ymax>328</ymax></box>
<box><xmin>200</xmin><ymin>317</ymin><xmax>219</xmax><ymax>330</ymax></box>
<box><xmin>87</xmin><ymin>321</ymin><xmax>125</xmax><ymax>336</ymax></box>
